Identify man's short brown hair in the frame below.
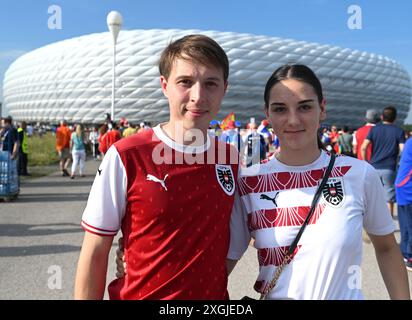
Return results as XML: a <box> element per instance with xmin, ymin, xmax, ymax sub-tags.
<box><xmin>159</xmin><ymin>34</ymin><xmax>229</xmax><ymax>82</ymax></box>
<box><xmin>382</xmin><ymin>106</ymin><xmax>397</xmax><ymax>123</ymax></box>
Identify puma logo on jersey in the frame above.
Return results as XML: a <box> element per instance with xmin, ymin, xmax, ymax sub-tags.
<box><xmin>146</xmin><ymin>174</ymin><xmax>169</xmax><ymax>191</ymax></box>
<box><xmin>260</xmin><ymin>192</ymin><xmax>279</xmax><ymax>207</ymax></box>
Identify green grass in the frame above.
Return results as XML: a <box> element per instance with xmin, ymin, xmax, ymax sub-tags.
<box><xmin>27</xmin><ymin>132</ymin><xmax>59</xmax><ymax>167</ymax></box>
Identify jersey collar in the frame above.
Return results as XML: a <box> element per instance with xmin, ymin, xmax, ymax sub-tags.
<box><xmin>153</xmin><ymin>124</ymin><xmax>211</xmax><ymax>154</ymax></box>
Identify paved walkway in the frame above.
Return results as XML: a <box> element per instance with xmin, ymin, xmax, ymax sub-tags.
<box><xmin>0</xmin><ymin>159</ymin><xmax>411</xmax><ymax>299</ymax></box>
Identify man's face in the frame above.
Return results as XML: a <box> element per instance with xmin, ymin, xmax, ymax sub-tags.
<box><xmin>160</xmin><ymin>58</ymin><xmax>227</xmax><ymax>134</ymax></box>
<box><xmin>1</xmin><ymin>120</ymin><xmax>9</xmax><ymax>129</ymax></box>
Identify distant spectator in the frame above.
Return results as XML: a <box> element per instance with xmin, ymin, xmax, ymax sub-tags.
<box><xmin>98</xmin><ymin>124</ymin><xmax>108</xmax><ymax>155</ymax></box>
<box><xmin>257</xmin><ymin>119</ymin><xmax>273</xmax><ymax>151</ymax></box>
<box><xmin>37</xmin><ymin>122</ymin><xmax>45</xmax><ymax>138</ymax></box>
<box><xmin>353</xmin><ymin>109</ymin><xmax>379</xmax><ymax>161</ymax></box>
<box><xmin>26</xmin><ymin>124</ymin><xmax>34</xmax><ymax>137</ymax></box>
<box><xmin>99</xmin><ymin>122</ymin><xmax>121</xmax><ymax>155</ymax></box>
<box><xmin>137</xmin><ymin>122</ymin><xmax>146</xmax><ymax>134</ymax></box>
<box><xmin>89</xmin><ymin>126</ymin><xmax>100</xmax><ymax>160</ymax></box>
<box><xmin>122</xmin><ymin>123</ymin><xmax>137</xmax><ymax>138</ymax></box>
<box><xmin>50</xmin><ymin>125</ymin><xmax>57</xmax><ymax>136</ymax></box>
<box><xmin>56</xmin><ymin>120</ymin><xmax>72</xmax><ymax>177</ymax></box>
<box><xmin>329</xmin><ymin>125</ymin><xmax>340</xmax><ymax>154</ymax></box>
<box><xmin>395</xmin><ymin>137</ymin><xmax>412</xmax><ymax>271</ymax></box>
<box><xmin>1</xmin><ymin>116</ymin><xmax>19</xmax><ymax>160</ymax></box>
<box><xmin>220</xmin><ymin>120</ymin><xmax>243</xmax><ymax>151</ymax></box>
<box><xmin>361</xmin><ymin>106</ymin><xmax>405</xmax><ymax>217</ymax></box>
<box><xmin>118</xmin><ymin>118</ymin><xmax>127</xmax><ymax>136</ymax></box>
<box><xmin>70</xmin><ymin>124</ymin><xmax>87</xmax><ymax>179</ymax></box>
<box><xmin>337</xmin><ymin>125</ymin><xmax>353</xmax><ymax>156</ymax></box>
<box><xmin>244</xmin><ymin>122</ymin><xmax>266</xmax><ymax>167</ymax></box>
<box><xmin>320</xmin><ymin>127</ymin><xmax>331</xmax><ymax>150</ymax></box>
<box><xmin>352</xmin><ymin>109</ymin><xmax>380</xmax><ymax>243</ymax></box>
<box><xmin>17</xmin><ymin>121</ymin><xmax>29</xmax><ymax>175</ymax></box>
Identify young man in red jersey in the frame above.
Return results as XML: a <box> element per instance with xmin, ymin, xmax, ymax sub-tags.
<box><xmin>74</xmin><ymin>35</ymin><xmax>239</xmax><ymax>300</ymax></box>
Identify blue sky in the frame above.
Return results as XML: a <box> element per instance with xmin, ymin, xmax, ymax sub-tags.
<box><xmin>1</xmin><ymin>0</ymin><xmax>412</xmax><ymax>122</ymax></box>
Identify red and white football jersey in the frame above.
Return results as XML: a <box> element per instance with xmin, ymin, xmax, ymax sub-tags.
<box><xmin>82</xmin><ymin>125</ymin><xmax>239</xmax><ymax>299</ymax></box>
<box><xmin>228</xmin><ymin>151</ymin><xmax>394</xmax><ymax>300</ymax></box>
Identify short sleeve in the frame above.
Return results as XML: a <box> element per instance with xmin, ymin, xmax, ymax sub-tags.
<box><xmin>399</xmin><ymin>128</ymin><xmax>406</xmax><ymax>144</ymax></box>
<box><xmin>352</xmin><ymin>132</ymin><xmax>357</xmax><ymax>145</ymax></box>
<box><xmin>365</xmin><ymin>126</ymin><xmax>374</xmax><ymax>142</ymax></box>
<box><xmin>81</xmin><ymin>145</ymin><xmax>127</xmax><ymax>236</ymax></box>
<box><xmin>227</xmin><ymin>190</ymin><xmax>251</xmax><ymax>260</ymax></box>
<box><xmin>11</xmin><ymin>128</ymin><xmax>18</xmax><ymax>144</ymax></box>
<box><xmin>363</xmin><ymin>163</ymin><xmax>395</xmax><ymax>235</ymax></box>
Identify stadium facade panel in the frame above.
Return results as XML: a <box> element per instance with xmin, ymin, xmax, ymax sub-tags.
<box><xmin>3</xmin><ymin>29</ymin><xmax>411</xmax><ymax>127</ymax></box>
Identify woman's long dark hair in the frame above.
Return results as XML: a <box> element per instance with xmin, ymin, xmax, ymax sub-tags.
<box><xmin>264</xmin><ymin>64</ymin><xmax>325</xmax><ymax>150</ymax></box>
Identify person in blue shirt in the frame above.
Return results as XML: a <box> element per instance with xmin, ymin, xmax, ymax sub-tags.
<box><xmin>220</xmin><ymin>120</ymin><xmax>243</xmax><ymax>152</ymax></box>
<box><xmin>244</xmin><ymin>122</ymin><xmax>267</xmax><ymax>167</ymax></box>
<box><xmin>1</xmin><ymin>116</ymin><xmax>19</xmax><ymax>160</ymax></box>
<box><xmin>361</xmin><ymin>106</ymin><xmax>405</xmax><ymax>217</ymax></box>
<box><xmin>395</xmin><ymin>137</ymin><xmax>412</xmax><ymax>271</ymax></box>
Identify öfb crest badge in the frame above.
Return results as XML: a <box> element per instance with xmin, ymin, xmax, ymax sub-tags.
<box><xmin>215</xmin><ymin>164</ymin><xmax>235</xmax><ymax>196</ymax></box>
<box><xmin>322</xmin><ymin>177</ymin><xmax>345</xmax><ymax>207</ymax></box>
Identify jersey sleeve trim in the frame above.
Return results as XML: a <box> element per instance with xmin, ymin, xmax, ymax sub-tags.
<box><xmin>81</xmin><ymin>220</ymin><xmax>118</xmax><ymax>236</ymax></box>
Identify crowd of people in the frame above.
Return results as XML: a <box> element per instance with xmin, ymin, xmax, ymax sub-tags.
<box><xmin>0</xmin><ymin>115</ymin><xmax>154</xmax><ymax>180</ymax></box>
<box><xmin>42</xmin><ymin>118</ymin><xmax>152</xmax><ymax>179</ymax></box>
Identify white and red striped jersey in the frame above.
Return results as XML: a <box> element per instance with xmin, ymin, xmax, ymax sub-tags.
<box><xmin>228</xmin><ymin>151</ymin><xmax>394</xmax><ymax>300</ymax></box>
<box><xmin>82</xmin><ymin>124</ymin><xmax>239</xmax><ymax>299</ymax></box>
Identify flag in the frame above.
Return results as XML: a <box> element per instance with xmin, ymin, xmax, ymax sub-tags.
<box><xmin>220</xmin><ymin>112</ymin><xmax>235</xmax><ymax>130</ymax></box>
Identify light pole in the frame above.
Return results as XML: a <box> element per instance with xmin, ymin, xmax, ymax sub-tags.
<box><xmin>106</xmin><ymin>11</ymin><xmax>123</xmax><ymax>123</ymax></box>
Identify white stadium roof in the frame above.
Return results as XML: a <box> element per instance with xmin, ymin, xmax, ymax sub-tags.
<box><xmin>3</xmin><ymin>29</ymin><xmax>411</xmax><ymax>127</ymax></box>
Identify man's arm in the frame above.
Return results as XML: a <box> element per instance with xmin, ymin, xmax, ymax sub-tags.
<box><xmin>74</xmin><ymin>232</ymin><xmax>114</xmax><ymax>299</ymax></box>
<box><xmin>369</xmin><ymin>233</ymin><xmax>410</xmax><ymax>299</ymax></box>
<box><xmin>11</xmin><ymin>141</ymin><xmax>19</xmax><ymax>160</ymax></box>
<box><xmin>115</xmin><ymin>237</ymin><xmax>127</xmax><ymax>278</ymax></box>
<box><xmin>399</xmin><ymin>143</ymin><xmax>405</xmax><ymax>154</ymax></box>
<box><xmin>70</xmin><ymin>134</ymin><xmax>73</xmax><ymax>150</ymax></box>
<box><xmin>360</xmin><ymin>139</ymin><xmax>371</xmax><ymax>161</ymax></box>
<box><xmin>352</xmin><ymin>133</ymin><xmax>358</xmax><ymax>156</ymax></box>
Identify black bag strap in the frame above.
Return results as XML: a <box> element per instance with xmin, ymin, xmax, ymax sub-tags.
<box><xmin>288</xmin><ymin>152</ymin><xmax>336</xmax><ymax>255</ymax></box>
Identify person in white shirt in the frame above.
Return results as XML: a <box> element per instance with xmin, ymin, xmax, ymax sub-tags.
<box><xmin>114</xmin><ymin>64</ymin><xmax>410</xmax><ymax>300</ymax></box>
<box><xmin>88</xmin><ymin>126</ymin><xmax>100</xmax><ymax>159</ymax></box>
<box><xmin>227</xmin><ymin>64</ymin><xmax>410</xmax><ymax>300</ymax></box>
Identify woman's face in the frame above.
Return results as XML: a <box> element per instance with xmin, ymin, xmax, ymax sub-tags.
<box><xmin>265</xmin><ymin>79</ymin><xmax>326</xmax><ymax>154</ymax></box>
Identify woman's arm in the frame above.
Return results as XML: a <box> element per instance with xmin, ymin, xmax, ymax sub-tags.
<box><xmin>369</xmin><ymin>232</ymin><xmax>410</xmax><ymax>299</ymax></box>
<box><xmin>360</xmin><ymin>139</ymin><xmax>371</xmax><ymax>161</ymax></box>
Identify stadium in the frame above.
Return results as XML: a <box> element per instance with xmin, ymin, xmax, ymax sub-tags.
<box><xmin>2</xmin><ymin>29</ymin><xmax>411</xmax><ymax>127</ymax></box>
